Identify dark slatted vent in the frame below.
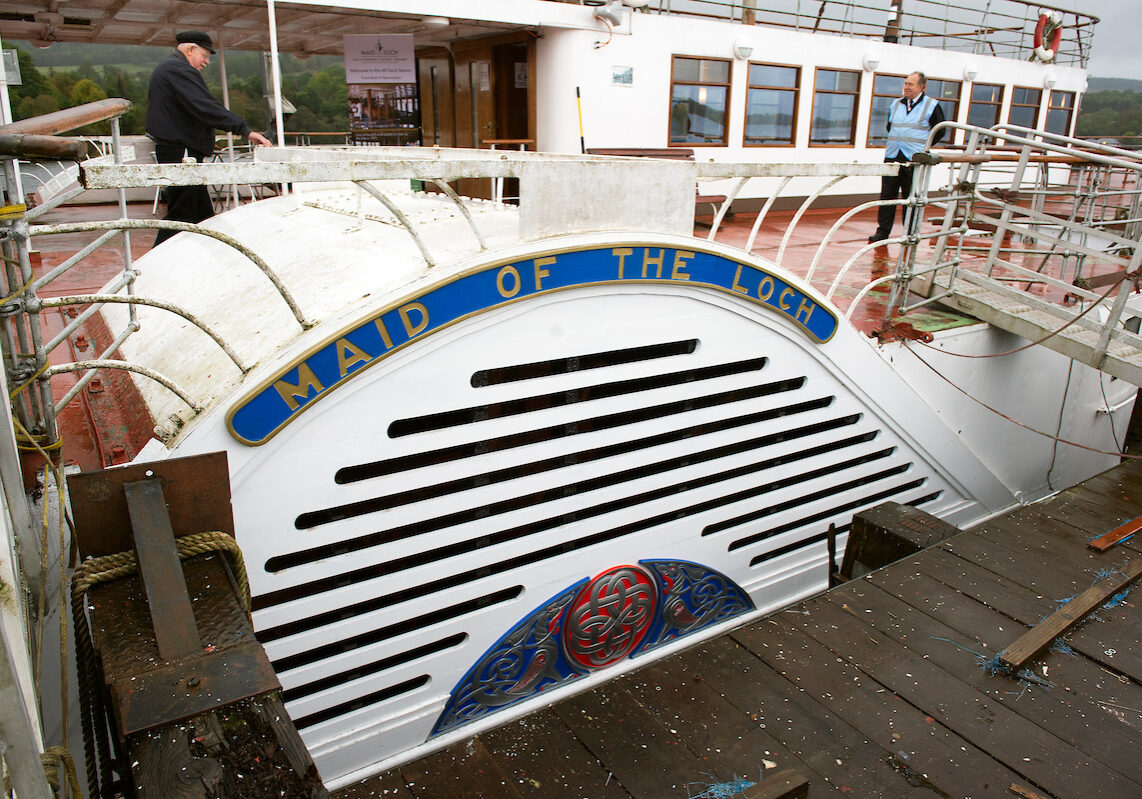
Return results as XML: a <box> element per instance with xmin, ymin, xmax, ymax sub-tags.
<box><xmin>387</xmin><ymin>354</ymin><xmax>768</xmax><ymax>437</ymax></box>
<box><xmin>262</xmin><ymin>335</ymin><xmax>947</xmax><ymax>742</ymax></box>
<box><xmin>293</xmin><ymin>675</ymin><xmax>431</xmax><ymax>730</ymax></box>
<box><xmin>471</xmin><ymin>339</ymin><xmax>698</xmax><ymax>386</ymax></box>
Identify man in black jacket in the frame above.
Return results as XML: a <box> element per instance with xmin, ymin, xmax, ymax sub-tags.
<box><xmin>147</xmin><ymin>31</ymin><xmax>271</xmax><ymax>244</ymax></box>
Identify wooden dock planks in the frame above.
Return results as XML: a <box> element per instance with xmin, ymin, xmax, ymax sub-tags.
<box><xmin>340</xmin><ymin>458</ymin><xmax>1142</xmax><ymax>799</ymax></box>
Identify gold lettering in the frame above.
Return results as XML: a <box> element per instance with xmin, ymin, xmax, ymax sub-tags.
<box><xmin>671</xmin><ymin>250</ymin><xmax>694</xmax><ymax>281</ymax></box>
<box><xmin>336</xmin><ymin>337</ymin><xmax>372</xmax><ymax>377</ymax></box>
<box><xmin>757</xmin><ymin>276</ymin><xmax>775</xmax><ymax>301</ymax></box>
<box><xmin>778</xmin><ymin>287</ymin><xmax>794</xmax><ymax>311</ymax></box>
<box><xmin>534</xmin><ymin>256</ymin><xmax>555</xmax><ymax>290</ymax></box>
<box><xmin>374</xmin><ymin>317</ymin><xmax>394</xmax><ymax>349</ymax></box>
<box><xmin>731</xmin><ymin>264</ymin><xmax>750</xmax><ymax>295</ymax></box>
<box><xmin>642</xmin><ymin>248</ymin><xmax>667</xmax><ymax>278</ymax></box>
<box><xmin>496</xmin><ymin>265</ymin><xmax>521</xmax><ymax>298</ymax></box>
<box><xmin>795</xmin><ymin>298</ymin><xmax>816</xmax><ymax>325</ymax></box>
<box><xmin>399</xmin><ymin>302</ymin><xmax>429</xmax><ymax>337</ymax></box>
<box><xmin>612</xmin><ymin>247</ymin><xmax>633</xmax><ymax>278</ymax></box>
<box><xmin>274</xmin><ymin>363</ymin><xmax>324</xmax><ymax>412</ymax></box>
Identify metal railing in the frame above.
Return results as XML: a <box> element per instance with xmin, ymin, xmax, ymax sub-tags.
<box><xmin>881</xmin><ymin>122</ymin><xmax>1142</xmax><ymax>380</ymax></box>
<box><xmin>4</xmin><ymin>110</ymin><xmax>1141</xmax><ymax>465</ymax></box>
<box><xmin>577</xmin><ymin>0</ymin><xmax>1098</xmax><ymax>67</ymax></box>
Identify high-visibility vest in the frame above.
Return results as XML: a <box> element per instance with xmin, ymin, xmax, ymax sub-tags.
<box><xmin>885</xmin><ymin>95</ymin><xmax>938</xmax><ymax>161</ymax></box>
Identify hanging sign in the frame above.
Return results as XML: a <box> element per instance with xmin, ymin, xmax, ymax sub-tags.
<box><xmin>343</xmin><ymin>34</ymin><xmax>415</xmax><ymax>84</ymax></box>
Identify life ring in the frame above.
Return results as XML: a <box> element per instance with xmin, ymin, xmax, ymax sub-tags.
<box><xmin>1033</xmin><ymin>11</ymin><xmax>1063</xmax><ymax>63</ymax></box>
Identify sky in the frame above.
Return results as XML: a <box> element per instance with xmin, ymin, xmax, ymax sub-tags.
<box><xmin>1049</xmin><ymin>0</ymin><xmax>1133</xmax><ymax>78</ymax></box>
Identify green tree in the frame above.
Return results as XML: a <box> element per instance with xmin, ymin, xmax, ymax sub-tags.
<box><xmin>69</xmin><ymin>78</ymin><xmax>107</xmax><ymax>106</ymax></box>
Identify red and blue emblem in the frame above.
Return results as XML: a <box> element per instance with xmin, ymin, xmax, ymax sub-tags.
<box><xmin>431</xmin><ymin>559</ymin><xmax>752</xmax><ymax>736</ymax></box>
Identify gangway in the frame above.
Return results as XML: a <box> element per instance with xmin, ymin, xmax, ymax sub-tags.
<box><xmin>881</xmin><ymin>124</ymin><xmax>1142</xmax><ymax>387</ymax></box>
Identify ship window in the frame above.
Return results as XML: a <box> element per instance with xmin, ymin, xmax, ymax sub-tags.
<box><xmin>744</xmin><ymin>63</ymin><xmax>799</xmax><ymax>146</ymax></box>
<box><xmin>967</xmin><ymin>82</ymin><xmax>1004</xmax><ymax>129</ymax></box>
<box><xmin>925</xmin><ymin>78</ymin><xmax>961</xmax><ymax>142</ymax></box>
<box><xmin>669</xmin><ymin>56</ymin><xmax>732</xmax><ymax>146</ymax></box>
<box><xmin>810</xmin><ymin>68</ymin><xmax>860</xmax><ymax>145</ymax></box>
<box><xmin>1008</xmin><ymin>87</ymin><xmax>1043</xmax><ymax>129</ymax></box>
<box><xmin>869</xmin><ymin>75</ymin><xmax>959</xmax><ymax>147</ymax></box>
<box><xmin>1045</xmin><ymin>90</ymin><xmax>1076</xmax><ymax>136</ymax></box>
<box><xmin>867</xmin><ymin>73</ymin><xmax>905</xmax><ymax>148</ymax></box>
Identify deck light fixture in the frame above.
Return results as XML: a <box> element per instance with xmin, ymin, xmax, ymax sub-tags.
<box><xmin>862</xmin><ymin>55</ymin><xmax>880</xmax><ymax>72</ymax></box>
<box><xmin>733</xmin><ymin>41</ymin><xmax>753</xmax><ymax>60</ymax></box>
<box><xmin>963</xmin><ymin>65</ymin><xmax>978</xmax><ymax>81</ymax></box>
<box><xmin>1043</xmin><ymin>73</ymin><xmax>1057</xmax><ymax>89</ymax></box>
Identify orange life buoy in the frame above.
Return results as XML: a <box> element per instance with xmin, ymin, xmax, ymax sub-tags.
<box><xmin>1033</xmin><ymin>12</ymin><xmax>1063</xmax><ymax>62</ymax></box>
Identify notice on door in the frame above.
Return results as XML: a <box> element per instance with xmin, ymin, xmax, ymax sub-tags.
<box><xmin>343</xmin><ymin>34</ymin><xmax>415</xmax><ymax>84</ymax></box>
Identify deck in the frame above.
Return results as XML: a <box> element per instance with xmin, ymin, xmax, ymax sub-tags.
<box><xmin>337</xmin><ymin>457</ymin><xmax>1142</xmax><ymax>799</ymax></box>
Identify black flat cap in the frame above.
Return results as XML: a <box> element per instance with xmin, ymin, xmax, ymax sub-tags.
<box><xmin>175</xmin><ymin>30</ymin><xmax>215</xmax><ymax>54</ymax></box>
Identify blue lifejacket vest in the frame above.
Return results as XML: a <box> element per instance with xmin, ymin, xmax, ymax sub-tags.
<box><xmin>885</xmin><ymin>95</ymin><xmax>938</xmax><ymax>161</ymax></box>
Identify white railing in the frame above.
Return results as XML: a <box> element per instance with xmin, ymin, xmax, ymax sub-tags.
<box><xmin>558</xmin><ymin>0</ymin><xmax>1098</xmax><ymax>67</ymax></box>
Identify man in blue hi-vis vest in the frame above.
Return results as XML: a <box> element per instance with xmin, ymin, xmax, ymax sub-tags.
<box><xmin>869</xmin><ymin>71</ymin><xmax>945</xmax><ymax>244</ymax></box>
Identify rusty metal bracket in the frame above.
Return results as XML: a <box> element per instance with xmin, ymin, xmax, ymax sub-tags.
<box><xmin>873</xmin><ymin>320</ymin><xmax>935</xmax><ymax>344</ymax></box>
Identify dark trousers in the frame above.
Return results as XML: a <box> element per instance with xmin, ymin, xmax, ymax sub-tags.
<box><xmin>874</xmin><ymin>157</ymin><xmax>915</xmax><ymax>238</ymax></box>
<box><xmin>154</xmin><ymin>143</ymin><xmax>213</xmax><ymax>246</ymax></box>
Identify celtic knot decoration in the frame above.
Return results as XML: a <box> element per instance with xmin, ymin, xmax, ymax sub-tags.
<box><xmin>431</xmin><ymin>559</ymin><xmax>752</xmax><ymax>737</ymax></box>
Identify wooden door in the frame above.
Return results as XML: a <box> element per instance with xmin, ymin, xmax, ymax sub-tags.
<box><xmin>450</xmin><ymin>34</ymin><xmax>535</xmax><ymax>200</ymax></box>
<box><xmin>417</xmin><ymin>50</ymin><xmax>454</xmax><ymax>148</ymax></box>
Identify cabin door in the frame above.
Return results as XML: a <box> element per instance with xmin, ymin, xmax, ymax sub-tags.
<box><xmin>417</xmin><ymin>50</ymin><xmax>454</xmax><ymax>148</ymax></box>
<box><xmin>450</xmin><ymin>35</ymin><xmax>535</xmax><ymax>200</ymax></box>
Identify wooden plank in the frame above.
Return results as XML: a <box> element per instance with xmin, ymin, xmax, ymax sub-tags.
<box><xmin>333</xmin><ymin>771</ymin><xmax>416</xmax><ymax>799</ymax></box>
<box><xmin>619</xmin><ymin>650</ymin><xmax>820</xmax><ymax>789</ymax></box>
<box><xmin>1008</xmin><ymin>784</ymin><xmax>1051</xmax><ymax>799</ymax></box>
<box><xmin>398</xmin><ymin>737</ymin><xmax>525</xmax><ymax>799</ymax></box>
<box><xmin>999</xmin><ymin>559</ymin><xmax>1142</xmax><ymax>672</ymax></box>
<box><xmin>551</xmin><ymin>679</ymin><xmax>721</xmax><ymax>797</ymax></box>
<box><xmin>945</xmin><ymin>525</ymin><xmax>1109</xmax><ymax>600</ymax></box>
<box><xmin>861</xmin><ymin>567</ymin><xmax>1142</xmax><ymax>783</ymax></box>
<box><xmin>693</xmin><ymin>636</ymin><xmax>936</xmax><ymax>796</ymax></box>
<box><xmin>479</xmin><ymin>708</ymin><xmax>632</xmax><ymax>799</ymax></box>
<box><xmin>937</xmin><ymin>535</ymin><xmax>1142</xmax><ymax>680</ymax></box>
<box><xmin>740</xmin><ymin>768</ymin><xmax>809</xmax><ymax>799</ymax></box>
<box><xmin>732</xmin><ymin>614</ymin><xmax>1029</xmax><ymax>797</ymax></box>
<box><xmin>784</xmin><ymin>590</ymin><xmax>1140</xmax><ymax>797</ymax></box>
<box><xmin>1088</xmin><ymin>514</ymin><xmax>1142</xmax><ymax>552</ymax></box>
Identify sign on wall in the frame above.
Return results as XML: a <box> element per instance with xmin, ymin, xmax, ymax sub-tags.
<box><xmin>343</xmin><ymin>34</ymin><xmax>420</xmax><ymax>145</ymax></box>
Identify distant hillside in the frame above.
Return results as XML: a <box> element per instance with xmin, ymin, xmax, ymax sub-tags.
<box><xmin>1088</xmin><ymin>77</ymin><xmax>1142</xmax><ymax>93</ymax></box>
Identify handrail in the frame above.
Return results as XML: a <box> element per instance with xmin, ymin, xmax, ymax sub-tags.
<box><xmin>0</xmin><ymin>99</ymin><xmax>132</xmax><ymax>137</ymax></box>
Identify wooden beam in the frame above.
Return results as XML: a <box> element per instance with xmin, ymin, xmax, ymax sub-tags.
<box><xmin>998</xmin><ymin>559</ymin><xmax>1142</xmax><ymax>672</ymax></box>
<box><xmin>1088</xmin><ymin>515</ymin><xmax>1142</xmax><ymax>552</ymax></box>
<box><xmin>741</xmin><ymin>768</ymin><xmax>810</xmax><ymax>799</ymax></box>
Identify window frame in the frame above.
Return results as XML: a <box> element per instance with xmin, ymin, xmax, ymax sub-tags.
<box><xmin>966</xmin><ymin>82</ymin><xmax>1005</xmax><ymax>130</ymax></box>
<box><xmin>867</xmin><ymin>74</ymin><xmax>962</xmax><ymax>148</ymax></box>
<box><xmin>809</xmin><ymin>67</ymin><xmax>861</xmax><ymax>147</ymax></box>
<box><xmin>1008</xmin><ymin>86</ymin><xmax>1043</xmax><ymax>130</ymax></box>
<box><xmin>866</xmin><ymin>72</ymin><xmax>906</xmax><ymax>148</ymax></box>
<box><xmin>742</xmin><ymin>62</ymin><xmax>801</xmax><ymax>148</ymax></box>
<box><xmin>667</xmin><ymin>55</ymin><xmax>733</xmax><ymax>148</ymax></box>
<box><xmin>1045</xmin><ymin>90</ymin><xmax>1077</xmax><ymax>137</ymax></box>
<box><xmin>925</xmin><ymin>78</ymin><xmax>962</xmax><ymax>144</ymax></box>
